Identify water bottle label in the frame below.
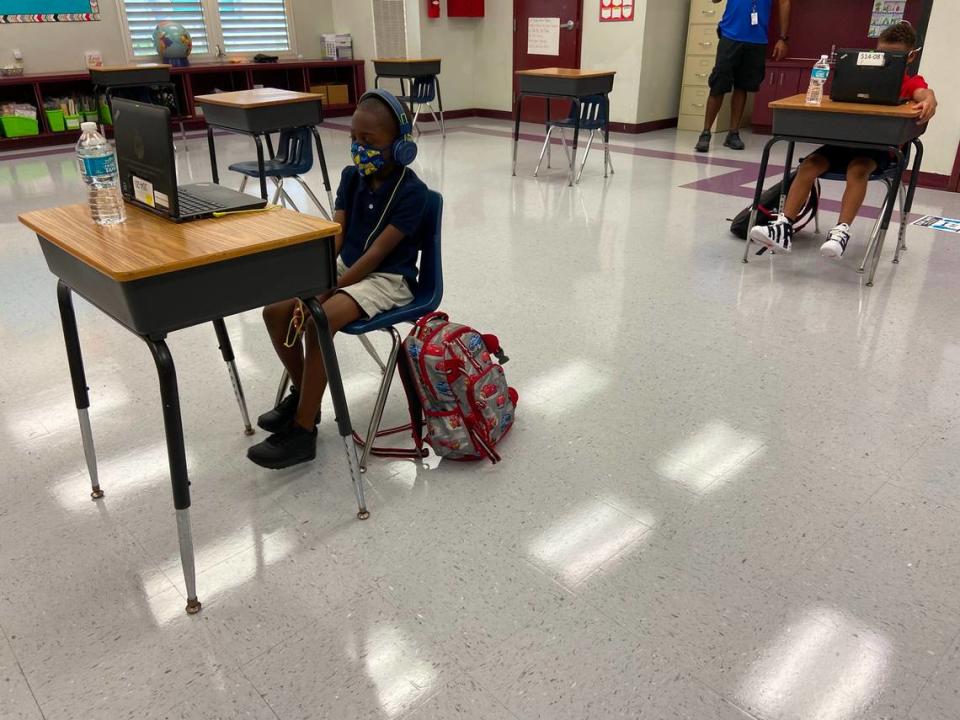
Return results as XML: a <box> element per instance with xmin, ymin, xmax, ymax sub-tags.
<box><xmin>79</xmin><ymin>154</ymin><xmax>117</xmax><ymax>178</ymax></box>
<box><xmin>811</xmin><ymin>67</ymin><xmax>830</xmax><ymax>81</ymax></box>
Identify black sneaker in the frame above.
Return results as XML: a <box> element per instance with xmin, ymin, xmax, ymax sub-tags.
<box><xmin>257</xmin><ymin>387</ymin><xmax>320</xmax><ymax>433</ymax></box>
<box><xmin>695</xmin><ymin>130</ymin><xmax>711</xmax><ymax>153</ymax></box>
<box><xmin>724</xmin><ymin>131</ymin><xmax>745</xmax><ymax>150</ymax></box>
<box><xmin>247</xmin><ymin>423</ymin><xmax>318</xmax><ymax>469</ymax></box>
<box><xmin>257</xmin><ymin>386</ymin><xmax>300</xmax><ymax>433</ymax></box>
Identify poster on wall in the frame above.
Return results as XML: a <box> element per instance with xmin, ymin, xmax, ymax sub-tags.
<box><xmin>868</xmin><ymin>0</ymin><xmax>906</xmax><ymax>38</ymax></box>
<box><xmin>600</xmin><ymin>0</ymin><xmax>635</xmax><ymax>22</ymax></box>
<box><xmin>528</xmin><ymin>17</ymin><xmax>560</xmax><ymax>56</ymax></box>
<box><xmin>0</xmin><ymin>0</ymin><xmax>98</xmax><ymax>22</ymax></box>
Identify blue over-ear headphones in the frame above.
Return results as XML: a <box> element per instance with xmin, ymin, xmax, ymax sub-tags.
<box><xmin>359</xmin><ymin>89</ymin><xmax>418</xmax><ymax>166</ymax></box>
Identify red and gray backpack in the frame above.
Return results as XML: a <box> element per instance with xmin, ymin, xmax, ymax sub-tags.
<box><xmin>353</xmin><ymin>312</ymin><xmax>518</xmax><ymax>464</ymax></box>
<box><xmin>404</xmin><ymin>313</ymin><xmax>518</xmax><ymax>463</ymax></box>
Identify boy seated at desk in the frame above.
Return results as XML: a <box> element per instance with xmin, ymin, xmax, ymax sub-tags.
<box><xmin>247</xmin><ymin>90</ymin><xmax>429</xmax><ymax>469</ymax></box>
<box><xmin>751</xmin><ymin>21</ymin><xmax>937</xmax><ymax>258</ymax></box>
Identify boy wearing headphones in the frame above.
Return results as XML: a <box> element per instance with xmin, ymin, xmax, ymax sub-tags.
<box><xmin>248</xmin><ymin>90</ymin><xmax>429</xmax><ymax>469</ymax></box>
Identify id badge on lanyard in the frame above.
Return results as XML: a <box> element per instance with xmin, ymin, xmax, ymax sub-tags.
<box><xmin>750</xmin><ymin>0</ymin><xmax>759</xmax><ymax>25</ymax></box>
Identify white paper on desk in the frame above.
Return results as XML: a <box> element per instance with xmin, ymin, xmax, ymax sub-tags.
<box><xmin>528</xmin><ymin>17</ymin><xmax>560</xmax><ymax>56</ymax></box>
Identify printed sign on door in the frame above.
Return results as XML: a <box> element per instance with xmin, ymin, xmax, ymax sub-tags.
<box><xmin>600</xmin><ymin>0</ymin><xmax>634</xmax><ymax>22</ymax></box>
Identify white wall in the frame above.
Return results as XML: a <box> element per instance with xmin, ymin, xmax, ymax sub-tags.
<box><xmin>0</xmin><ymin>0</ymin><xmax>333</xmax><ymax>74</ymax></box>
<box><xmin>916</xmin><ymin>0</ymin><xmax>959</xmax><ymax>178</ymax></box>
<box><xmin>330</xmin><ymin>0</ymin><xmax>377</xmax><ymax>91</ymax></box>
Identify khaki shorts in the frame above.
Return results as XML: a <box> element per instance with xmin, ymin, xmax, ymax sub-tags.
<box><xmin>336</xmin><ymin>257</ymin><xmax>413</xmax><ymax>319</ymax></box>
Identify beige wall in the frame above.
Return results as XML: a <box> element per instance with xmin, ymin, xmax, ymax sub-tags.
<box><xmin>916</xmin><ymin>1</ymin><xmax>959</xmax><ymax>178</ymax></box>
<box><xmin>638</xmin><ymin>0</ymin><xmax>690</xmax><ymax>124</ymax></box>
<box><xmin>0</xmin><ymin>0</ymin><xmax>334</xmax><ymax>74</ymax></box>
<box><xmin>330</xmin><ymin>0</ymin><xmax>377</xmax><ymax>91</ymax></box>
<box><xmin>402</xmin><ymin>5</ymin><xmax>478</xmax><ymax>112</ymax></box>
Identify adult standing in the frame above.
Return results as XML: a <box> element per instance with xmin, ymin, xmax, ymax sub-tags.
<box><xmin>695</xmin><ymin>0</ymin><xmax>791</xmax><ymax>152</ymax></box>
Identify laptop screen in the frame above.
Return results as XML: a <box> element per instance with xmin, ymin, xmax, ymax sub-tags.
<box><xmin>112</xmin><ymin>98</ymin><xmax>179</xmax><ymax>216</ymax></box>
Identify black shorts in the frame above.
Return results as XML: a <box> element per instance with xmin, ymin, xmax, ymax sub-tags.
<box><xmin>708</xmin><ymin>34</ymin><xmax>767</xmax><ymax>95</ymax></box>
<box><xmin>812</xmin><ymin>145</ymin><xmax>894</xmax><ymax>175</ymax></box>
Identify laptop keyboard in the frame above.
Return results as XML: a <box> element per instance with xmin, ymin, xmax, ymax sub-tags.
<box><xmin>177</xmin><ymin>189</ymin><xmax>223</xmax><ymax>216</ymax></box>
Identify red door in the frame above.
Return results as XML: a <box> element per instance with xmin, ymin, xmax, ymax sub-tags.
<box><xmin>513</xmin><ymin>0</ymin><xmax>583</xmax><ymax>123</ymax></box>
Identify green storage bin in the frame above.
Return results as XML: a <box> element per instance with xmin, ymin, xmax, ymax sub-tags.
<box><xmin>64</xmin><ymin>114</ymin><xmax>81</xmax><ymax>130</ymax></box>
<box><xmin>81</xmin><ymin>110</ymin><xmax>98</xmax><ymax>123</ymax></box>
<box><xmin>99</xmin><ymin>103</ymin><xmax>112</xmax><ymax>126</ymax></box>
<box><xmin>0</xmin><ymin>116</ymin><xmax>40</xmax><ymax>138</ymax></box>
<box><xmin>45</xmin><ymin>109</ymin><xmax>66</xmax><ymax>132</ymax></box>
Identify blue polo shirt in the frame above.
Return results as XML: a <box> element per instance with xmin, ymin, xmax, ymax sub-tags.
<box><xmin>334</xmin><ymin>164</ymin><xmax>428</xmax><ymax>288</ymax></box>
<box><xmin>718</xmin><ymin>0</ymin><xmax>772</xmax><ymax>45</ymax></box>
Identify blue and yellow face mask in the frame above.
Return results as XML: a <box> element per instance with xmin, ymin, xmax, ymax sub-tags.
<box><xmin>351</xmin><ymin>141</ymin><xmax>389</xmax><ymax>177</ymax></box>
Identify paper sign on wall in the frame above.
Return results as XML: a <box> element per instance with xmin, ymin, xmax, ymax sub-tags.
<box><xmin>528</xmin><ymin>17</ymin><xmax>560</xmax><ymax>56</ymax></box>
<box><xmin>869</xmin><ymin>0</ymin><xmax>906</xmax><ymax>38</ymax></box>
<box><xmin>600</xmin><ymin>0</ymin><xmax>635</xmax><ymax>22</ymax></box>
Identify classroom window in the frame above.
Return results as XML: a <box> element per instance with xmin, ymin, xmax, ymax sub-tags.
<box><xmin>119</xmin><ymin>0</ymin><xmax>294</xmax><ymax>58</ymax></box>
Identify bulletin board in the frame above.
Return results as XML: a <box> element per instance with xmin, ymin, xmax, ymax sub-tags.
<box><xmin>0</xmin><ymin>0</ymin><xmax>99</xmax><ymax>23</ymax></box>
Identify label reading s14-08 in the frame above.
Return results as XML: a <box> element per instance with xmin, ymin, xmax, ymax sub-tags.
<box><xmin>79</xmin><ymin>154</ymin><xmax>117</xmax><ymax>178</ymax></box>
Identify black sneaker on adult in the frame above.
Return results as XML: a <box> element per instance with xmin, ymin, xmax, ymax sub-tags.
<box><xmin>257</xmin><ymin>386</ymin><xmax>300</xmax><ymax>433</ymax></box>
<box><xmin>694</xmin><ymin>130</ymin><xmax>711</xmax><ymax>153</ymax></box>
<box><xmin>724</xmin><ymin>131</ymin><xmax>746</xmax><ymax>150</ymax></box>
<box><xmin>247</xmin><ymin>423</ymin><xmax>318</xmax><ymax>469</ymax></box>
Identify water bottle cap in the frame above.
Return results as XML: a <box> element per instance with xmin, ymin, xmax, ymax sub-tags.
<box><xmin>820</xmin><ymin>54</ymin><xmax>829</xmax><ymax>59</ymax></box>
<box><xmin>80</xmin><ymin>121</ymin><xmax>98</xmax><ymax>133</ymax></box>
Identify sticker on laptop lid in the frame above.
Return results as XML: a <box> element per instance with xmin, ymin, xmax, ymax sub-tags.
<box><xmin>154</xmin><ymin>190</ymin><xmax>169</xmax><ymax>209</ymax></box>
<box><xmin>132</xmin><ymin>175</ymin><xmax>155</xmax><ymax>208</ymax></box>
<box><xmin>857</xmin><ymin>51</ymin><xmax>886</xmax><ymax>67</ymax></box>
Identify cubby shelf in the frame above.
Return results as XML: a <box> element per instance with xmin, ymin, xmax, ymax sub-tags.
<box><xmin>0</xmin><ymin>59</ymin><xmax>365</xmax><ymax>151</ymax></box>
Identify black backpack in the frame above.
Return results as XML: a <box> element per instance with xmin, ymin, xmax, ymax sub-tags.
<box><xmin>730</xmin><ymin>172</ymin><xmax>820</xmax><ymax>239</ymax></box>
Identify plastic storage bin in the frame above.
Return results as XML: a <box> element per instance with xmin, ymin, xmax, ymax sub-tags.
<box><xmin>45</xmin><ymin>109</ymin><xmax>66</xmax><ymax>132</ymax></box>
<box><xmin>99</xmin><ymin>103</ymin><xmax>112</xmax><ymax>125</ymax></box>
<box><xmin>64</xmin><ymin>114</ymin><xmax>81</xmax><ymax>130</ymax></box>
<box><xmin>81</xmin><ymin>110</ymin><xmax>99</xmax><ymax>123</ymax></box>
<box><xmin>0</xmin><ymin>116</ymin><xmax>40</xmax><ymax>137</ymax></box>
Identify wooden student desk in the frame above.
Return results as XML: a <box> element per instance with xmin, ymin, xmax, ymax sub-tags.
<box><xmin>512</xmin><ymin>68</ymin><xmax>616</xmax><ymax>186</ymax></box>
<box><xmin>743</xmin><ymin>94</ymin><xmax>926</xmax><ymax>286</ymax></box>
<box><xmin>373</xmin><ymin>58</ymin><xmax>445</xmax><ymax>135</ymax></box>
<box><xmin>18</xmin><ymin>203</ymin><xmax>369</xmax><ymax>616</ymax></box>
<box><xmin>194</xmin><ymin>88</ymin><xmax>333</xmax><ymax>211</ymax></box>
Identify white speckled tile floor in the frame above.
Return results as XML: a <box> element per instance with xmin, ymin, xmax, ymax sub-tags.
<box><xmin>2</xmin><ymin>118</ymin><xmax>960</xmax><ymax>719</ymax></box>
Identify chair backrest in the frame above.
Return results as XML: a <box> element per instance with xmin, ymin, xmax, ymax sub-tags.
<box><xmin>567</xmin><ymin>95</ymin><xmax>608</xmax><ymax>128</ymax></box>
<box><xmin>413</xmin><ymin>190</ymin><xmax>443</xmax><ymax>307</ymax></box>
<box><xmin>274</xmin><ymin>127</ymin><xmax>314</xmax><ymax>174</ymax></box>
<box><xmin>411</xmin><ymin>76</ymin><xmax>437</xmax><ymax>104</ymax></box>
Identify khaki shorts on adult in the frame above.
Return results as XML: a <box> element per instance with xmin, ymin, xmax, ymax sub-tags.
<box><xmin>336</xmin><ymin>257</ymin><xmax>413</xmax><ymax>319</ymax></box>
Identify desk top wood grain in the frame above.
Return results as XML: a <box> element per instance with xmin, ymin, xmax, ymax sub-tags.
<box><xmin>19</xmin><ymin>204</ymin><xmax>340</xmax><ymax>282</ymax></box>
<box><xmin>515</xmin><ymin>67</ymin><xmax>616</xmax><ymax>79</ymax></box>
<box><xmin>91</xmin><ymin>63</ymin><xmax>171</xmax><ymax>73</ymax></box>
<box><xmin>194</xmin><ymin>88</ymin><xmax>324</xmax><ymax>109</ymax></box>
<box><xmin>770</xmin><ymin>94</ymin><xmax>922</xmax><ymax>118</ymax></box>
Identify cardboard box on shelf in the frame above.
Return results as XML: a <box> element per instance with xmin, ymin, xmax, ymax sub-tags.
<box><xmin>324</xmin><ymin>84</ymin><xmax>349</xmax><ymax>106</ymax></box>
<box><xmin>308</xmin><ymin>85</ymin><xmax>329</xmax><ymax>104</ymax></box>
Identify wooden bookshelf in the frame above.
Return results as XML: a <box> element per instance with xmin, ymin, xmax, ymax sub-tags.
<box><xmin>0</xmin><ymin>59</ymin><xmax>365</xmax><ymax>152</ymax></box>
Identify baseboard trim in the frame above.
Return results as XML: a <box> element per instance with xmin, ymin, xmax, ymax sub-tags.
<box><xmin>904</xmin><ymin>169</ymin><xmax>952</xmax><ymax>190</ymax></box>
<box><xmin>416</xmin><ymin>108</ymin><xmax>678</xmax><ymax>134</ymax></box>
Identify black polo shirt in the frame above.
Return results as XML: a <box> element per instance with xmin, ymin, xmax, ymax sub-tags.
<box><xmin>334</xmin><ymin>164</ymin><xmax>428</xmax><ymax>288</ymax></box>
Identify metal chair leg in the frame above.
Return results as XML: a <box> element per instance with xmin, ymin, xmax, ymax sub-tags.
<box><xmin>576</xmin><ymin>130</ymin><xmax>596</xmax><ymax>184</ymax></box>
<box><xmin>213</xmin><ymin>318</ymin><xmax>253</xmax><ymax>435</ymax></box>
<box><xmin>603</xmin><ymin>136</ymin><xmax>613</xmax><ymax>177</ymax></box>
<box><xmin>534</xmin><ymin>127</ymin><xmax>555</xmax><ymax>177</ymax></box>
<box><xmin>293</xmin><ymin>176</ymin><xmax>331</xmax><ymax>220</ymax></box>
<box><xmin>358</xmin><ymin>333</ymin><xmax>386</xmax><ymax>372</ymax></box>
<box><xmin>894</xmin><ymin>182</ymin><xmax>908</xmax><ymax>263</ymax></box>
<box><xmin>814</xmin><ymin>207</ymin><xmax>820</xmax><ymax>234</ymax></box>
<box><xmin>357</xmin><ymin>328</ymin><xmax>403</xmax><ymax>472</ymax></box>
<box><xmin>279</xmin><ymin>188</ymin><xmax>300</xmax><ymax>212</ymax></box>
<box><xmin>275</xmin><ymin>369</ymin><xmax>290</xmax><ymax>408</ymax></box>
<box><xmin>558</xmin><ymin>129</ymin><xmax>572</xmax><ymax>165</ymax></box>
<box><xmin>412</xmin><ymin>106</ymin><xmax>422</xmax><ymax>137</ymax></box>
<box><xmin>271</xmin><ymin>178</ymin><xmax>283</xmax><ymax>206</ymax></box>
<box><xmin>860</xmin><ymin>183</ymin><xmax>891</xmax><ymax>273</ymax></box>
<box><xmin>239</xmin><ymin>176</ymin><xmax>249</xmax><ymax>194</ymax></box>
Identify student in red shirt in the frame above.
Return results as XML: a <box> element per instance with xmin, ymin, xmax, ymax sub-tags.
<box><xmin>751</xmin><ymin>21</ymin><xmax>937</xmax><ymax>259</ymax></box>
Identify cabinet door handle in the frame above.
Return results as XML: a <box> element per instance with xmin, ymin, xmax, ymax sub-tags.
<box><xmin>699</xmin><ymin>41</ymin><xmax>713</xmax><ymax>47</ymax></box>
<box><xmin>696</xmin><ymin>72</ymin><xmax>708</xmax><ymax>78</ymax></box>
<box><xmin>693</xmin><ymin>103</ymin><xmax>705</xmax><ymax>108</ymax></box>
<box><xmin>779</xmin><ymin>72</ymin><xmax>785</xmax><ymax>85</ymax></box>
<box><xmin>701</xmin><ymin>9</ymin><xmax>717</xmax><ymax>15</ymax></box>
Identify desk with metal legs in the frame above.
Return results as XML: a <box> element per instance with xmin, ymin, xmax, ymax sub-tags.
<box><xmin>744</xmin><ymin>94</ymin><xmax>926</xmax><ymax>286</ymax></box>
<box><xmin>194</xmin><ymin>88</ymin><xmax>334</xmax><ymax>212</ymax></box>
<box><xmin>18</xmin><ymin>204</ymin><xmax>368</xmax><ymax>616</ymax></box>
<box><xmin>512</xmin><ymin>68</ymin><xmax>616</xmax><ymax>187</ymax></box>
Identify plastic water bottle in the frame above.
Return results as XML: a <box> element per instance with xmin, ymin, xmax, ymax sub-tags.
<box><xmin>805</xmin><ymin>55</ymin><xmax>831</xmax><ymax>106</ymax></box>
<box><xmin>76</xmin><ymin>122</ymin><xmax>125</xmax><ymax>225</ymax></box>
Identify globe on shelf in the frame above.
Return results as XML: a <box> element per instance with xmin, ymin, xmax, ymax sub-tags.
<box><xmin>153</xmin><ymin>21</ymin><xmax>193</xmax><ymax>67</ymax></box>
